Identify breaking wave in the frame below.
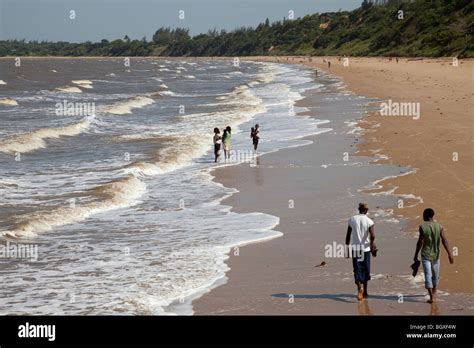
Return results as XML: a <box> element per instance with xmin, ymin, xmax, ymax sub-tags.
<box><xmin>0</xmin><ymin>118</ymin><xmax>93</xmax><ymax>154</ymax></box>
<box><xmin>102</xmin><ymin>96</ymin><xmax>155</xmax><ymax>115</ymax></box>
<box><xmin>1</xmin><ymin>175</ymin><xmax>146</xmax><ymax>238</ymax></box>
<box><xmin>0</xmin><ymin>98</ymin><xmax>18</xmax><ymax>106</ymax></box>
<box><xmin>56</xmin><ymin>86</ymin><xmax>82</xmax><ymax>93</ymax></box>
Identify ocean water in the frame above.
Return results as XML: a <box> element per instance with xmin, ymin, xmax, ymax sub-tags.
<box><xmin>0</xmin><ymin>58</ymin><xmax>332</xmax><ymax>314</ymax></box>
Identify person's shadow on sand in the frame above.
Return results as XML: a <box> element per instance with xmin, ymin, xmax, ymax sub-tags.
<box><xmin>271</xmin><ymin>293</ymin><xmax>425</xmax><ymax>304</ymax></box>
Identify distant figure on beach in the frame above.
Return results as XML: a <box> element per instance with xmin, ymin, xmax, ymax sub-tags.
<box><xmin>222</xmin><ymin>126</ymin><xmax>232</xmax><ymax>160</ymax></box>
<box><xmin>413</xmin><ymin>208</ymin><xmax>454</xmax><ymax>304</ymax></box>
<box><xmin>345</xmin><ymin>203</ymin><xmax>376</xmax><ymax>301</ymax></box>
<box><xmin>250</xmin><ymin>124</ymin><xmax>260</xmax><ymax>151</ymax></box>
<box><xmin>213</xmin><ymin>127</ymin><xmax>222</xmax><ymax>163</ymax></box>
<box><xmin>315</xmin><ymin>69</ymin><xmax>318</xmax><ymax>76</ymax></box>
<box><xmin>328</xmin><ymin>61</ymin><xmax>331</xmax><ymax>69</ymax></box>
<box><xmin>396</xmin><ymin>57</ymin><xmax>399</xmax><ymax>64</ymax></box>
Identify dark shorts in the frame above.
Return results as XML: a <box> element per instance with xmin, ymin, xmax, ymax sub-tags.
<box><xmin>214</xmin><ymin>143</ymin><xmax>221</xmax><ymax>156</ymax></box>
<box><xmin>252</xmin><ymin>138</ymin><xmax>259</xmax><ymax>146</ymax></box>
<box><xmin>352</xmin><ymin>251</ymin><xmax>371</xmax><ymax>284</ymax></box>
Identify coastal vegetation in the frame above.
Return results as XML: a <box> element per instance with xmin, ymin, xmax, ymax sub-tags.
<box><xmin>0</xmin><ymin>0</ymin><xmax>472</xmax><ymax>57</ymax></box>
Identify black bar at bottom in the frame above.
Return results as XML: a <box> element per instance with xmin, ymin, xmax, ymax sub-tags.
<box><xmin>0</xmin><ymin>315</ymin><xmax>471</xmax><ymax>346</ymax></box>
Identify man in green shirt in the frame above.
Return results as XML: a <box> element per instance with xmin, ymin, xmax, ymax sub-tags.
<box><xmin>413</xmin><ymin>208</ymin><xmax>454</xmax><ymax>304</ymax></box>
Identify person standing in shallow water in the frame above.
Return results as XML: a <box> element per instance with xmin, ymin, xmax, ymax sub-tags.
<box><xmin>345</xmin><ymin>203</ymin><xmax>377</xmax><ymax>301</ymax></box>
<box><xmin>413</xmin><ymin>208</ymin><xmax>454</xmax><ymax>304</ymax></box>
<box><xmin>213</xmin><ymin>127</ymin><xmax>221</xmax><ymax>163</ymax></box>
<box><xmin>250</xmin><ymin>124</ymin><xmax>260</xmax><ymax>152</ymax></box>
<box><xmin>222</xmin><ymin>126</ymin><xmax>232</xmax><ymax>160</ymax></box>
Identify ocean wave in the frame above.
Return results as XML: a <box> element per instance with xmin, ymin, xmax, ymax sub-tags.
<box><xmin>217</xmin><ymin>85</ymin><xmax>256</xmax><ymax>104</ymax></box>
<box><xmin>72</xmin><ymin>80</ymin><xmax>92</xmax><ymax>84</ymax></box>
<box><xmin>0</xmin><ymin>174</ymin><xmax>146</xmax><ymax>238</ymax></box>
<box><xmin>173</xmin><ymin>85</ymin><xmax>266</xmax><ymax>131</ymax></box>
<box><xmin>72</xmin><ymin>80</ymin><xmax>93</xmax><ymax>89</ymax></box>
<box><xmin>0</xmin><ymin>60</ymin><xmax>351</xmax><ymax>315</ymax></box>
<box><xmin>0</xmin><ymin>98</ymin><xmax>18</xmax><ymax>106</ymax></box>
<box><xmin>56</xmin><ymin>86</ymin><xmax>82</xmax><ymax>93</ymax></box>
<box><xmin>0</xmin><ymin>179</ymin><xmax>19</xmax><ymax>189</ymax></box>
<box><xmin>122</xmin><ymin>135</ymin><xmax>210</xmax><ymax>176</ymax></box>
<box><xmin>360</xmin><ymin>170</ymin><xmax>424</xmax><ymax>207</ymax></box>
<box><xmin>159</xmin><ymin>91</ymin><xmax>175</xmax><ymax>96</ymax></box>
<box><xmin>120</xmin><ymin>84</ymin><xmax>266</xmax><ymax>176</ymax></box>
<box><xmin>0</xmin><ymin>118</ymin><xmax>92</xmax><ymax>154</ymax></box>
<box><xmin>247</xmin><ymin>72</ymin><xmax>275</xmax><ymax>86</ymax></box>
<box><xmin>116</xmin><ymin>133</ymin><xmax>177</xmax><ymax>142</ymax></box>
<box><xmin>102</xmin><ymin>96</ymin><xmax>155</xmax><ymax>115</ymax></box>
<box><xmin>213</xmin><ymin>85</ymin><xmax>266</xmax><ymax>125</ymax></box>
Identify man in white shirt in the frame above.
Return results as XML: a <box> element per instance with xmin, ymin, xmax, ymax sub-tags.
<box><xmin>345</xmin><ymin>203</ymin><xmax>376</xmax><ymax>301</ymax></box>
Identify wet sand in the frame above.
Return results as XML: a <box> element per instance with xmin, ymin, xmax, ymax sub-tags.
<box><xmin>193</xmin><ymin>63</ymin><xmax>474</xmax><ymax>315</ymax></box>
<box><xmin>249</xmin><ymin>56</ymin><xmax>473</xmax><ymax>294</ymax></box>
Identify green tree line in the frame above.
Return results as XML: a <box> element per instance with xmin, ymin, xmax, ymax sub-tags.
<box><xmin>0</xmin><ymin>0</ymin><xmax>472</xmax><ymax>57</ymax></box>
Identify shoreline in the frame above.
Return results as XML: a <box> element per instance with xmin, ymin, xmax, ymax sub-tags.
<box><xmin>241</xmin><ymin>56</ymin><xmax>473</xmax><ymax>294</ymax></box>
<box><xmin>192</xmin><ymin>57</ymin><xmax>473</xmax><ymax>315</ymax></box>
<box><xmin>2</xmin><ymin>56</ymin><xmax>471</xmax><ymax>314</ymax></box>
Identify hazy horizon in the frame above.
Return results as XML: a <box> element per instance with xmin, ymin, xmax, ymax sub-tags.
<box><xmin>0</xmin><ymin>0</ymin><xmax>360</xmax><ymax>42</ymax></box>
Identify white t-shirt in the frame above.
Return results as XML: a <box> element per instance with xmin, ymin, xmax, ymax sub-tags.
<box><xmin>348</xmin><ymin>214</ymin><xmax>374</xmax><ymax>252</ymax></box>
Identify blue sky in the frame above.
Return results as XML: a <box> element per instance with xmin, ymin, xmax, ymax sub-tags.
<box><xmin>0</xmin><ymin>0</ymin><xmax>361</xmax><ymax>42</ymax></box>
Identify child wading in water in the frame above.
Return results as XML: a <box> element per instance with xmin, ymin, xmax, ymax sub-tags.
<box><xmin>213</xmin><ymin>127</ymin><xmax>221</xmax><ymax>163</ymax></box>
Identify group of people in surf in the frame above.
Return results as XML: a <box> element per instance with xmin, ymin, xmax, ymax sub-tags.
<box><xmin>212</xmin><ymin>124</ymin><xmax>260</xmax><ymax>163</ymax></box>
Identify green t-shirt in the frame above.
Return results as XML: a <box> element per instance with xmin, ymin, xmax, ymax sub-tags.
<box><xmin>420</xmin><ymin>221</ymin><xmax>441</xmax><ymax>261</ymax></box>
<box><xmin>223</xmin><ymin>132</ymin><xmax>231</xmax><ymax>144</ymax></box>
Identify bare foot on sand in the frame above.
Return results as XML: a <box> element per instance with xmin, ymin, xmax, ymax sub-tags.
<box><xmin>357</xmin><ymin>288</ymin><xmax>364</xmax><ymax>301</ymax></box>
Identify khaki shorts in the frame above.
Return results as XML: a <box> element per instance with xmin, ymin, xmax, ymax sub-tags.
<box><xmin>223</xmin><ymin>143</ymin><xmax>230</xmax><ymax>151</ymax></box>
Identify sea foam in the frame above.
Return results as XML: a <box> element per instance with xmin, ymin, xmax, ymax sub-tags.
<box><xmin>0</xmin><ymin>118</ymin><xmax>92</xmax><ymax>154</ymax></box>
<box><xmin>102</xmin><ymin>96</ymin><xmax>155</xmax><ymax>115</ymax></box>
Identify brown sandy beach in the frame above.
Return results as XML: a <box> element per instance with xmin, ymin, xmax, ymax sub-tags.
<box><xmin>257</xmin><ymin>56</ymin><xmax>474</xmax><ymax>293</ymax></box>
<box><xmin>193</xmin><ymin>57</ymin><xmax>473</xmax><ymax>315</ymax></box>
